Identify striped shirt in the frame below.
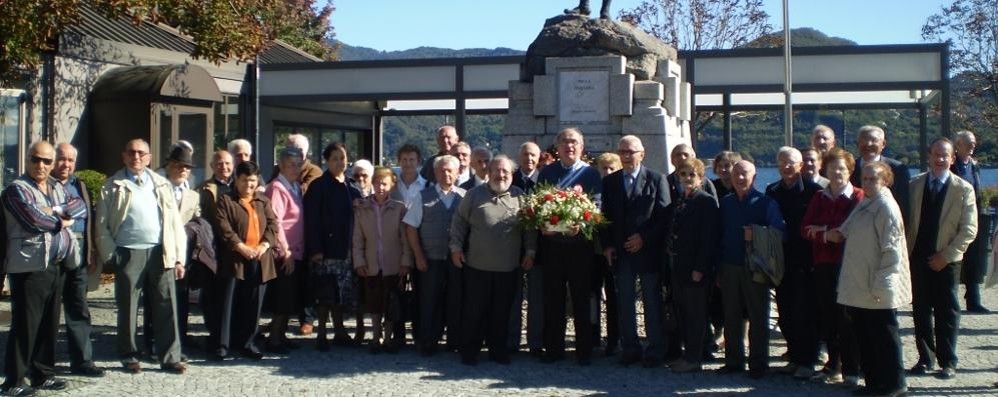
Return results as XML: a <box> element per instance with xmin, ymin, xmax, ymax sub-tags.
<box><xmin>2</xmin><ymin>177</ymin><xmax>87</xmax><ymax>261</ymax></box>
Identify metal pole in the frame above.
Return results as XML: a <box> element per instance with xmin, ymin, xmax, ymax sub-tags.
<box><xmin>254</xmin><ymin>54</ymin><xmax>260</xmax><ymax>163</ymax></box>
<box><xmin>782</xmin><ymin>0</ymin><xmax>793</xmax><ymax>146</ymax></box>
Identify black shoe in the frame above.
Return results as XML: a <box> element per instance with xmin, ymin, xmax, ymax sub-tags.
<box><xmin>30</xmin><ymin>378</ymin><xmax>66</xmax><ymax>391</ymax></box>
<box><xmin>907</xmin><ymin>362</ymin><xmax>933</xmax><ymax>375</ymax></box>
<box><xmin>71</xmin><ymin>364</ymin><xmax>105</xmax><ymax>377</ymax></box>
<box><xmin>619</xmin><ymin>352</ymin><xmax>641</xmax><ymax>367</ymax></box>
<box><xmin>747</xmin><ymin>369</ymin><xmax>766</xmax><ymax>379</ymax></box>
<box><xmin>641</xmin><ymin>357</ymin><xmax>663</xmax><ymax>368</ymax></box>
<box><xmin>716</xmin><ymin>365</ymin><xmax>745</xmax><ymax>374</ymax></box>
<box><xmin>967</xmin><ymin>304</ymin><xmax>991</xmax><ymax>314</ymax></box>
<box><xmin>210</xmin><ymin>347</ymin><xmax>228</xmax><ymax>361</ymax></box>
<box><xmin>540</xmin><ymin>352</ymin><xmax>565</xmax><ymax>364</ymax></box>
<box><xmin>936</xmin><ymin>367</ymin><xmax>956</xmax><ymax>379</ymax></box>
<box><xmin>316</xmin><ymin>338</ymin><xmax>330</xmax><ymax>352</ymax></box>
<box><xmin>1</xmin><ymin>385</ymin><xmax>36</xmax><ymax>396</ymax></box>
<box><xmin>239</xmin><ymin>347</ymin><xmax>264</xmax><ymax>360</ymax></box>
<box><xmin>529</xmin><ymin>348</ymin><xmax>544</xmax><ymax>359</ymax></box>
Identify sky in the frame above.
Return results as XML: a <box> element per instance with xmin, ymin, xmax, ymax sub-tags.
<box><xmin>333</xmin><ymin>0</ymin><xmax>950</xmax><ymax>52</ymax></box>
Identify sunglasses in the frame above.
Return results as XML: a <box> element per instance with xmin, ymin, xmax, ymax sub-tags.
<box><xmin>30</xmin><ymin>156</ymin><xmax>54</xmax><ymax>165</ymax></box>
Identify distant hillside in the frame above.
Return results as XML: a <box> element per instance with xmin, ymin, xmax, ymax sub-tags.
<box><xmin>337</xmin><ymin>42</ymin><xmax>525</xmax><ymax>61</ymax></box>
<box><xmin>744</xmin><ymin>27</ymin><xmax>857</xmax><ymax>48</ymax></box>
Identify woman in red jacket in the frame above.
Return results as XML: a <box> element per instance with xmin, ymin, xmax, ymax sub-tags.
<box><xmin>801</xmin><ymin>147</ymin><xmax>864</xmax><ymax>387</ymax></box>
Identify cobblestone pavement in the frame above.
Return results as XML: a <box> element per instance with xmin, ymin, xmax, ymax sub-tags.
<box><xmin>1</xmin><ymin>283</ymin><xmax>996</xmax><ymax>396</ymax></box>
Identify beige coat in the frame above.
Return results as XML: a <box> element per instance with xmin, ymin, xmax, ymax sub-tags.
<box><xmin>906</xmin><ymin>172</ymin><xmax>978</xmax><ymax>263</ymax></box>
<box><xmin>95</xmin><ymin>169</ymin><xmax>187</xmax><ymax>269</ymax></box>
<box><xmin>352</xmin><ymin>197</ymin><xmax>411</xmax><ymax>276</ymax></box>
<box><xmin>838</xmin><ymin>187</ymin><xmax>911</xmax><ymax>309</ymax></box>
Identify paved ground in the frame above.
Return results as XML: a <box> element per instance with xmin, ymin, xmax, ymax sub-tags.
<box><xmin>1</xmin><ymin>283</ymin><xmax>996</xmax><ymax>396</ymax></box>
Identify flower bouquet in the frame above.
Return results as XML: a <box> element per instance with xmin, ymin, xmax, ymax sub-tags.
<box><xmin>518</xmin><ymin>183</ymin><xmax>606</xmax><ymax>240</ymax></box>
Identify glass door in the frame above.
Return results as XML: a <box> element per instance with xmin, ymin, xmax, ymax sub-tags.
<box><xmin>154</xmin><ymin>103</ymin><xmax>214</xmax><ymax>186</ymax></box>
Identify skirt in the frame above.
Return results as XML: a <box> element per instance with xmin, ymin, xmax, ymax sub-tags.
<box><xmin>311</xmin><ymin>258</ymin><xmax>356</xmax><ymax>309</ymax></box>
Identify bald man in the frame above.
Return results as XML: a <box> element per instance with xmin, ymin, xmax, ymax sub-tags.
<box><xmin>421</xmin><ymin>125</ymin><xmax>460</xmax><ymax>184</ymax></box>
<box><xmin>717</xmin><ymin>160</ymin><xmax>785</xmax><ymax>379</ymax></box>
<box><xmin>850</xmin><ymin>125</ymin><xmax>910</xmax><ymax>222</ymax></box>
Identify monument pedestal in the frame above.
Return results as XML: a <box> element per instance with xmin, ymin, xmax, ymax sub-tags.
<box><xmin>502</xmin><ymin>55</ymin><xmax>691</xmax><ymax>174</ymax></box>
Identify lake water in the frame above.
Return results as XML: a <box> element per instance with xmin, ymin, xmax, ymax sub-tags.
<box><xmin>720</xmin><ymin>168</ymin><xmax>998</xmax><ymax>190</ymax></box>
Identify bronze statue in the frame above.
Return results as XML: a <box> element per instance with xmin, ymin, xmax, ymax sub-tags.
<box><xmin>565</xmin><ymin>0</ymin><xmax>611</xmax><ymax>19</ymax></box>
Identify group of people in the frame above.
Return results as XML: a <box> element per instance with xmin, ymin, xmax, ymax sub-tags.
<box><xmin>0</xmin><ymin>122</ymin><xmax>991</xmax><ymax>397</ymax></box>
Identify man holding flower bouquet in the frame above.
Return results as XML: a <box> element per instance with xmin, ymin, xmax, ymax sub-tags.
<box><xmin>536</xmin><ymin>127</ymin><xmax>604</xmax><ymax>366</ymax></box>
<box><xmin>600</xmin><ymin>135</ymin><xmax>671</xmax><ymax>368</ymax></box>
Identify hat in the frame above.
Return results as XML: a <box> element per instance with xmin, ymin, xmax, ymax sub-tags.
<box><xmin>165</xmin><ymin>143</ymin><xmax>194</xmax><ymax>168</ymax></box>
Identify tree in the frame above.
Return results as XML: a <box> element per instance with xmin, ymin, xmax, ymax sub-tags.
<box><xmin>922</xmin><ymin>0</ymin><xmax>998</xmax><ymax>130</ymax></box>
<box><xmin>0</xmin><ymin>0</ymin><xmax>338</xmax><ymax>85</ymax></box>
<box><xmin>617</xmin><ymin>0</ymin><xmax>772</xmax><ymax>138</ymax></box>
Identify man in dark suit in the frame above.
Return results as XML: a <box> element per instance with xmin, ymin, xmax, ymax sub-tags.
<box><xmin>601</xmin><ymin>135</ymin><xmax>671</xmax><ymax>368</ymax></box>
<box><xmin>850</xmin><ymin>125</ymin><xmax>910</xmax><ymax>222</ymax></box>
<box><xmin>52</xmin><ymin>143</ymin><xmax>105</xmax><ymax>377</ymax></box>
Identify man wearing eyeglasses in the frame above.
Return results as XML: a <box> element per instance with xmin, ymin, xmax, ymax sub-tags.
<box><xmin>600</xmin><ymin>135</ymin><xmax>671</xmax><ymax>368</ymax></box>
<box><xmin>95</xmin><ymin>139</ymin><xmax>188</xmax><ymax>375</ymax></box>
<box><xmin>1</xmin><ymin>141</ymin><xmax>86</xmax><ymax>396</ymax></box>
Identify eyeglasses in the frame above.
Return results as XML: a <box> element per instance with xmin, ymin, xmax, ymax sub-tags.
<box><xmin>30</xmin><ymin>155</ymin><xmax>54</xmax><ymax>165</ymax></box>
<box><xmin>617</xmin><ymin>149</ymin><xmax>643</xmax><ymax>157</ymax></box>
<box><xmin>126</xmin><ymin>150</ymin><xmax>150</xmax><ymax>157</ymax></box>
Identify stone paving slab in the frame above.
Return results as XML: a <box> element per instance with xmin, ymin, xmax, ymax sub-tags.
<box><xmin>1</xmin><ymin>283</ymin><xmax>996</xmax><ymax>396</ymax></box>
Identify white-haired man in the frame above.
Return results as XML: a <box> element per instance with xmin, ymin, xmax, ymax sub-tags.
<box><xmin>228</xmin><ymin>139</ymin><xmax>252</xmax><ymax>167</ymax></box>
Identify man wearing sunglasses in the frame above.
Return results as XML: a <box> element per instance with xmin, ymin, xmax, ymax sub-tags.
<box><xmin>1</xmin><ymin>141</ymin><xmax>87</xmax><ymax>396</ymax></box>
<box><xmin>95</xmin><ymin>139</ymin><xmax>188</xmax><ymax>375</ymax></box>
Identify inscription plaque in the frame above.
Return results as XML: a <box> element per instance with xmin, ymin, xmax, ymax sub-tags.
<box><xmin>558</xmin><ymin>70</ymin><xmax>609</xmax><ymax>124</ymax></box>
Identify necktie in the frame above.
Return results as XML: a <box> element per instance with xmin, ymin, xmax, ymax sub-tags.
<box><xmin>624</xmin><ymin>174</ymin><xmax>634</xmax><ymax>199</ymax></box>
<box><xmin>135</xmin><ymin>174</ymin><xmax>144</xmax><ymax>187</ymax></box>
<box><xmin>931</xmin><ymin>179</ymin><xmax>942</xmax><ymax>201</ymax></box>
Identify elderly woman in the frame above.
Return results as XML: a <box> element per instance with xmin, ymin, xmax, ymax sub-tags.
<box><xmin>353</xmin><ymin>167</ymin><xmax>411</xmax><ymax>354</ymax></box>
<box><xmin>595</xmin><ymin>152</ymin><xmax>621</xmax><ymax>178</ymax></box>
<box><xmin>263</xmin><ymin>147</ymin><xmax>306</xmax><ymax>353</ymax></box>
<box><xmin>352</xmin><ymin>159</ymin><xmax>375</xmax><ymax>198</ymax></box>
<box><xmin>216</xmin><ymin>161</ymin><xmax>279</xmax><ymax>360</ymax></box>
<box><xmin>712</xmin><ymin>150</ymin><xmax>742</xmax><ymax>200</ymax></box>
<box><xmin>304</xmin><ymin>142</ymin><xmax>363</xmax><ymax>351</ymax></box>
<box><xmin>667</xmin><ymin>158</ymin><xmax>719</xmax><ymax>373</ymax></box>
<box><xmin>801</xmin><ymin>148</ymin><xmax>864</xmax><ymax>385</ymax></box>
<box><xmin>829</xmin><ymin>161</ymin><xmax>910</xmax><ymax>396</ymax></box>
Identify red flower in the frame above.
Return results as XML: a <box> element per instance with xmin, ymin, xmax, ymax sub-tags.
<box><xmin>549</xmin><ymin>215</ymin><xmax>560</xmax><ymax>225</ymax></box>
<box><xmin>526</xmin><ymin>207</ymin><xmax>535</xmax><ymax>216</ymax></box>
<box><xmin>558</xmin><ymin>191</ymin><xmax>567</xmax><ymax>198</ymax></box>
<box><xmin>583</xmin><ymin>211</ymin><xmax>592</xmax><ymax>221</ymax></box>
<box><xmin>544</xmin><ymin>193</ymin><xmax>554</xmax><ymax>202</ymax></box>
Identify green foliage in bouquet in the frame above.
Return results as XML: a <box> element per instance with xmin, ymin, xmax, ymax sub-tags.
<box><xmin>517</xmin><ymin>183</ymin><xmax>607</xmax><ymax>241</ymax></box>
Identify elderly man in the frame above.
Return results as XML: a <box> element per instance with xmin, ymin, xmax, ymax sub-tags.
<box><xmin>392</xmin><ymin>144</ymin><xmax>428</xmax><ymax>207</ymax></box>
<box><xmin>850</xmin><ymin>125</ymin><xmax>911</xmax><ymax>221</ymax></box>
<box><xmin>198</xmin><ymin>150</ymin><xmax>234</xmax><ymax>356</ymax></box>
<box><xmin>950</xmin><ymin>130</ymin><xmax>989</xmax><ymax>314</ymax></box>
<box><xmin>601</xmin><ymin>135</ymin><xmax>671</xmax><ymax>367</ymax></box>
<box><xmin>285</xmin><ymin>134</ymin><xmax>323</xmax><ymax>192</ymax></box>
<box><xmin>718</xmin><ymin>160</ymin><xmax>785</xmax><ymax>379</ymax></box>
<box><xmin>228</xmin><ymin>139</ymin><xmax>252</xmax><ymax>167</ymax></box>
<box><xmin>405</xmin><ymin>155</ymin><xmax>466</xmax><ymax>356</ymax></box>
<box><xmin>450</xmin><ymin>155</ymin><xmax>536</xmax><ymax>365</ymax></box>
<box><xmin>1</xmin><ymin>141</ymin><xmax>86</xmax><ymax>395</ymax></box>
<box><xmin>667</xmin><ymin>144</ymin><xmax>717</xmax><ymax>204</ymax></box>
<box><xmin>51</xmin><ymin>143</ymin><xmax>104</xmax><ymax>377</ymax></box>
<box><xmin>906</xmin><ymin>138</ymin><xmax>977</xmax><ymax>380</ymax></box>
<box><xmin>537</xmin><ymin>127</ymin><xmax>603</xmax><ymax>366</ymax></box>
<box><xmin>97</xmin><ymin>139</ymin><xmax>187</xmax><ymax>374</ymax></box>
<box><xmin>421</xmin><ymin>125</ymin><xmax>460</xmax><ymax>184</ymax></box>
<box><xmin>459</xmin><ymin>147</ymin><xmax>492</xmax><ymax>190</ymax></box>
<box><xmin>811</xmin><ymin>125</ymin><xmax>836</xmax><ymax>155</ymax></box>
<box><xmin>508</xmin><ymin>141</ymin><xmax>544</xmax><ymax>357</ymax></box>
<box><xmin>765</xmin><ymin>147</ymin><xmax>822</xmax><ymax>379</ymax></box>
<box><xmin>144</xmin><ymin>144</ymin><xmax>201</xmax><ymax>357</ymax></box>
<box><xmin>801</xmin><ymin>147</ymin><xmax>829</xmax><ymax>188</ymax></box>
<box><xmin>450</xmin><ymin>142</ymin><xmax>473</xmax><ymax>187</ymax></box>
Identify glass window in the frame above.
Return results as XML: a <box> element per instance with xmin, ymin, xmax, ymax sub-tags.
<box><xmin>274</xmin><ymin>122</ymin><xmax>368</xmax><ymax>168</ymax></box>
<box><xmin>214</xmin><ymin>95</ymin><xmax>242</xmax><ymax>151</ymax></box>
<box><xmin>0</xmin><ymin>90</ymin><xmax>24</xmax><ymax>188</ymax></box>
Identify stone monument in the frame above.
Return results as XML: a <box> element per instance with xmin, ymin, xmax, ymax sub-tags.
<box><xmin>502</xmin><ymin>14</ymin><xmax>692</xmax><ymax>173</ymax></box>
